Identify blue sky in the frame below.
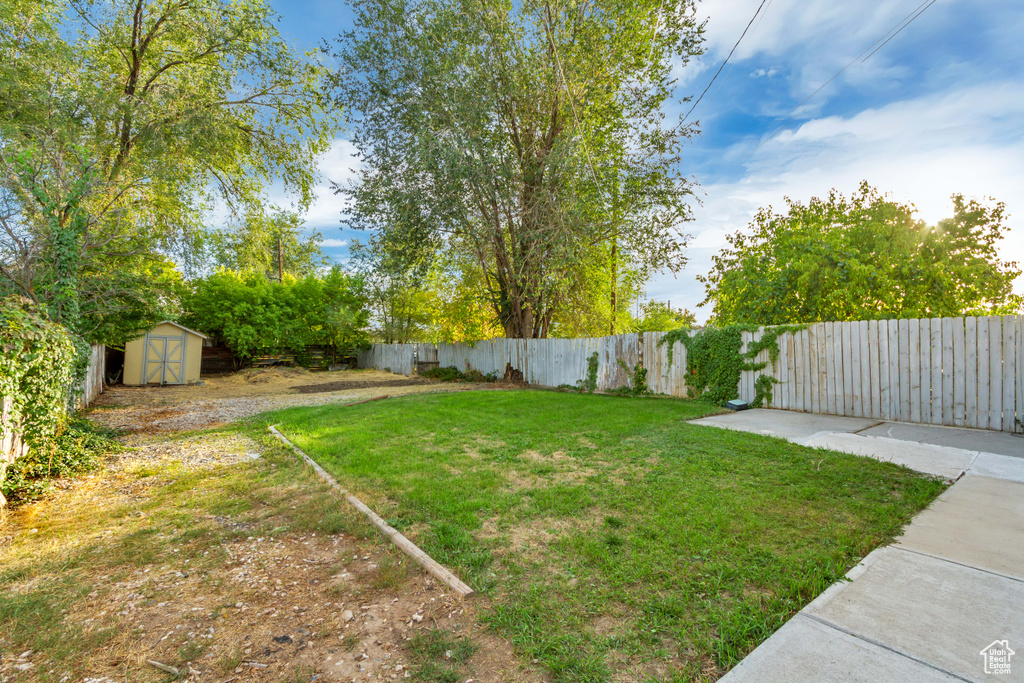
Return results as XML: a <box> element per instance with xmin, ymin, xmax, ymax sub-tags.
<box><xmin>269</xmin><ymin>0</ymin><xmax>1024</xmax><ymax>323</ymax></box>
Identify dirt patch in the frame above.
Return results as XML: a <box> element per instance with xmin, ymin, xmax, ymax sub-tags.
<box><xmin>92</xmin><ymin>369</ymin><xmax>436</xmax><ymax>407</ymax></box>
<box><xmin>0</xmin><ymin>429</ymin><xmax>542</xmax><ymax>683</ymax></box>
<box><xmin>292</xmin><ymin>378</ymin><xmax>430</xmax><ymax>394</ymax></box>
<box><xmin>88</xmin><ymin>370</ymin><xmax>469</xmax><ymax>434</ymax></box>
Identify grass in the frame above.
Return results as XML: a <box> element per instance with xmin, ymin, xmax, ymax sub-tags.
<box><xmin>0</xmin><ymin>428</ymin><xmax>385</xmax><ymax>681</ymax></box>
<box><xmin>265</xmin><ymin>390</ymin><xmax>947</xmax><ymax>682</ymax></box>
<box><xmin>406</xmin><ymin>629</ymin><xmax>478</xmax><ymax>682</ymax></box>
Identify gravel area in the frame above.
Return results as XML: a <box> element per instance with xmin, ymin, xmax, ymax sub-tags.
<box><xmin>89</xmin><ymin>378</ymin><xmax>462</xmax><ymax>433</ymax></box>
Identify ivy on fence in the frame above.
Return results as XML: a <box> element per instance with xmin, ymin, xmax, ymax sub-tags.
<box><xmin>659</xmin><ymin>324</ymin><xmax>805</xmax><ymax>407</ymax></box>
<box><xmin>0</xmin><ymin>297</ymin><xmax>78</xmax><ymax>504</ymax></box>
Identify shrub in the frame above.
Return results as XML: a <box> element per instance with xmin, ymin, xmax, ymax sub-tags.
<box><xmin>1</xmin><ymin>419</ymin><xmax>122</xmax><ymax>505</ymax></box>
<box><xmin>0</xmin><ymin>297</ymin><xmax>77</xmax><ymax>505</ymax></box>
<box><xmin>180</xmin><ymin>268</ymin><xmax>370</xmax><ymax>362</ymax></box>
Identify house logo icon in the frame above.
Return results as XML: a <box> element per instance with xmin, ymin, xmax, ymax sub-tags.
<box><xmin>980</xmin><ymin>640</ymin><xmax>1014</xmax><ymax>675</ymax></box>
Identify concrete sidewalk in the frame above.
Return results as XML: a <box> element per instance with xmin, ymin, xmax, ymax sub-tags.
<box><xmin>694</xmin><ymin>410</ymin><xmax>1024</xmax><ymax>682</ymax></box>
<box><xmin>692</xmin><ymin>409</ymin><xmax>1024</xmax><ymax>482</ymax></box>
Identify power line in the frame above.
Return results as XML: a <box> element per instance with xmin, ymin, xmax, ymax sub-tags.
<box><xmin>681</xmin><ymin>0</ymin><xmax>770</xmax><ymax>124</ymax></box>
<box><xmin>752</xmin><ymin>0</ymin><xmax>937</xmax><ymax>152</ymax></box>
<box><xmin>861</xmin><ymin>0</ymin><xmax>936</xmax><ymax>63</ymax></box>
<box><xmin>541</xmin><ymin>11</ymin><xmax>601</xmax><ymax>187</ymax></box>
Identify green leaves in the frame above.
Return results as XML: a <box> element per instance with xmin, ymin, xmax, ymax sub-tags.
<box><xmin>700</xmin><ymin>182</ymin><xmax>1022</xmax><ymax>325</ymax></box>
<box><xmin>0</xmin><ymin>0</ymin><xmax>340</xmax><ymax>345</ymax></box>
<box><xmin>0</xmin><ymin>297</ymin><xmax>78</xmax><ymax>501</ymax></box>
<box><xmin>335</xmin><ymin>0</ymin><xmax>703</xmax><ymax>337</ymax></box>
<box><xmin>180</xmin><ymin>268</ymin><xmax>370</xmax><ymax>360</ymax></box>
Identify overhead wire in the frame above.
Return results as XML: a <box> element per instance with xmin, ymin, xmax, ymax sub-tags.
<box><xmin>541</xmin><ymin>10</ymin><xmax>601</xmax><ymax>187</ymax></box>
<box><xmin>680</xmin><ymin>0</ymin><xmax>770</xmax><ymax>124</ymax></box>
<box><xmin>751</xmin><ymin>0</ymin><xmax>938</xmax><ymax>152</ymax></box>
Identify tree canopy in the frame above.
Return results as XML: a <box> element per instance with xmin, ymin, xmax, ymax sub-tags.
<box><xmin>180</xmin><ymin>269</ymin><xmax>369</xmax><ymax>360</ymax></box>
<box><xmin>0</xmin><ymin>0</ymin><xmax>337</xmax><ymax>348</ymax></box>
<box><xmin>632</xmin><ymin>300</ymin><xmax>696</xmax><ymax>333</ymax></box>
<box><xmin>334</xmin><ymin>0</ymin><xmax>703</xmax><ymax>338</ymax></box>
<box><xmin>700</xmin><ymin>183</ymin><xmax>1022</xmax><ymax>325</ymax></box>
<box><xmin>205</xmin><ymin>211</ymin><xmax>328</xmax><ymax>281</ymax></box>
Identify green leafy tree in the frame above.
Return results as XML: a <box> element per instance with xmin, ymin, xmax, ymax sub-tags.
<box><xmin>633</xmin><ymin>300</ymin><xmax>696</xmax><ymax>333</ymax></box>
<box><xmin>422</xmin><ymin>248</ymin><xmax>503</xmax><ymax>343</ymax></box>
<box><xmin>206</xmin><ymin>210</ymin><xmax>328</xmax><ymax>280</ymax></box>
<box><xmin>349</xmin><ymin>238</ymin><xmax>433</xmax><ymax>344</ymax></box>
<box><xmin>549</xmin><ymin>241</ymin><xmax>644</xmax><ymax>337</ymax></box>
<box><xmin>701</xmin><ymin>183</ymin><xmax>1022</xmax><ymax>325</ymax></box>
<box><xmin>0</xmin><ymin>0</ymin><xmax>337</xmax><ymax>350</ymax></box>
<box><xmin>181</xmin><ymin>269</ymin><xmax>369</xmax><ymax>361</ymax></box>
<box><xmin>334</xmin><ymin>0</ymin><xmax>702</xmax><ymax>338</ymax></box>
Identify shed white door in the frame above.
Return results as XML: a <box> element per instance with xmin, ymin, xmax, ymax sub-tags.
<box><xmin>145</xmin><ymin>335</ymin><xmax>184</xmax><ymax>384</ymax></box>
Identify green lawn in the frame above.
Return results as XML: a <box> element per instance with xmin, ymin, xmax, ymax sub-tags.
<box><xmin>265</xmin><ymin>390</ymin><xmax>945</xmax><ymax>682</ymax></box>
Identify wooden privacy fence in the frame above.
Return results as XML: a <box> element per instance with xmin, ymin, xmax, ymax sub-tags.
<box><xmin>81</xmin><ymin>343</ymin><xmax>105</xmax><ymax>407</ymax></box>
<box><xmin>358</xmin><ymin>314</ymin><xmax>1024</xmax><ymax>433</ymax></box>
<box><xmin>760</xmin><ymin>316</ymin><xmax>1023</xmax><ymax>433</ymax></box>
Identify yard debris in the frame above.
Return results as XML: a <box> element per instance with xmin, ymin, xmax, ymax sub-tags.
<box><xmin>146</xmin><ymin>660</ymin><xmax>179</xmax><ymax>675</ymax></box>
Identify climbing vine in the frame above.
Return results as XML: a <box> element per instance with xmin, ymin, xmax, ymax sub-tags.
<box><xmin>577</xmin><ymin>352</ymin><xmax>599</xmax><ymax>394</ymax></box>
<box><xmin>0</xmin><ymin>297</ymin><xmax>77</xmax><ymax>505</ymax></box>
<box><xmin>610</xmin><ymin>359</ymin><xmax>650</xmax><ymax>396</ymax></box>
<box><xmin>659</xmin><ymin>324</ymin><xmax>804</xmax><ymax>406</ymax></box>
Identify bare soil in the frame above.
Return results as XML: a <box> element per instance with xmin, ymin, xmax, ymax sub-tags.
<box><xmin>292</xmin><ymin>379</ymin><xmax>431</xmax><ymax>394</ymax></box>
<box><xmin>87</xmin><ymin>368</ymin><xmax>463</xmax><ymax>433</ymax></box>
<box><xmin>0</xmin><ymin>370</ymin><xmax>539</xmax><ymax>683</ymax></box>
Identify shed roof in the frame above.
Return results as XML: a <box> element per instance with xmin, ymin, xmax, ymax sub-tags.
<box><xmin>152</xmin><ymin>321</ymin><xmax>209</xmax><ymax>339</ymax></box>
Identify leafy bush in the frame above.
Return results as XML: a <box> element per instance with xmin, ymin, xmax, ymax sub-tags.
<box><xmin>420</xmin><ymin>366</ymin><xmax>498</xmax><ymax>383</ymax></box>
<box><xmin>0</xmin><ymin>297</ymin><xmax>77</xmax><ymax>504</ymax></box>
<box><xmin>180</xmin><ymin>268</ymin><xmax>370</xmax><ymax>361</ymax></box>
<box><xmin>1</xmin><ymin>419</ymin><xmax>123</xmax><ymax>505</ymax></box>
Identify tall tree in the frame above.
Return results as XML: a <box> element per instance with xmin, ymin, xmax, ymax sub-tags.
<box><xmin>632</xmin><ymin>299</ymin><xmax>695</xmax><ymax>332</ymax></box>
<box><xmin>206</xmin><ymin>210</ymin><xmax>328</xmax><ymax>281</ymax></box>
<box><xmin>334</xmin><ymin>0</ymin><xmax>702</xmax><ymax>338</ymax></box>
<box><xmin>349</xmin><ymin>237</ymin><xmax>433</xmax><ymax>344</ymax></box>
<box><xmin>700</xmin><ymin>183</ymin><xmax>1022</xmax><ymax>325</ymax></box>
<box><xmin>0</xmin><ymin>0</ymin><xmax>337</xmax><ymax>347</ymax></box>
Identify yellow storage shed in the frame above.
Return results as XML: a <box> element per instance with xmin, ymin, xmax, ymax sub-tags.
<box><xmin>123</xmin><ymin>322</ymin><xmax>208</xmax><ymax>386</ymax></box>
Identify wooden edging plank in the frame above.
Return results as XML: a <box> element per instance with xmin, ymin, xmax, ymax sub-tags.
<box><xmin>267</xmin><ymin>424</ymin><xmax>475</xmax><ymax>598</ymax></box>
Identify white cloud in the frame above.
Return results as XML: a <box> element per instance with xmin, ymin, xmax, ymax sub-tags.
<box><xmin>321</xmin><ymin>238</ymin><xmax>348</xmax><ymax>247</ymax></box>
<box><xmin>648</xmin><ymin>81</ymin><xmax>1024</xmax><ymax>323</ymax></box>
<box><xmin>262</xmin><ymin>137</ymin><xmax>363</xmax><ymax>231</ymax></box>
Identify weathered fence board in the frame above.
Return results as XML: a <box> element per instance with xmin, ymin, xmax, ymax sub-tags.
<box><xmin>989</xmin><ymin>317</ymin><xmax>1003</xmax><ymax>431</ymax></box>
<box><xmin>359</xmin><ymin>315</ymin><xmax>1023</xmax><ymax>433</ymax></box>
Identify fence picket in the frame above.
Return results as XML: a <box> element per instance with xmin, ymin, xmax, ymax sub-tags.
<box><xmin>833</xmin><ymin>321</ymin><xmax>846</xmax><ymax>416</ymax></box>
<box><xmin>910</xmin><ymin>319</ymin><xmax>922</xmax><ymax>423</ymax></box>
<box><xmin>1003</xmin><ymin>316</ymin><xmax>1016</xmax><ymax>432</ymax></box>
<box><xmin>952</xmin><ymin>318</ymin><xmax>966</xmax><ymax>427</ymax></box>
<box><xmin>898</xmin><ymin>319</ymin><xmax>910</xmax><ymax>422</ymax></box>
<box><xmin>808</xmin><ymin>326</ymin><xmax>819</xmax><ymax>413</ymax></box>
<box><xmin>1018</xmin><ymin>316</ymin><xmax>1024</xmax><ymax>433</ymax></box>
<box><xmin>942</xmin><ymin>317</ymin><xmax>954</xmax><ymax>426</ymax></box>
<box><xmin>878</xmin><ymin>321</ymin><xmax>891</xmax><ymax>421</ymax></box>
<box><xmin>930</xmin><ymin>318</ymin><xmax>943</xmax><ymax>425</ymax></box>
<box><xmin>978</xmin><ymin>318</ymin><xmax>990</xmax><ymax>428</ymax></box>
<box><xmin>989</xmin><ymin>317</ymin><xmax>1003</xmax><ymax>431</ymax></box>
<box><xmin>859</xmin><ymin>321</ymin><xmax>872</xmax><ymax>418</ymax></box>
<box><xmin>965</xmin><ymin>317</ymin><xmax>978</xmax><ymax>429</ymax></box>
<box><xmin>844</xmin><ymin>322</ymin><xmax>857</xmax><ymax>417</ymax></box>
<box><xmin>867</xmin><ymin>320</ymin><xmax>881</xmax><ymax>419</ymax></box>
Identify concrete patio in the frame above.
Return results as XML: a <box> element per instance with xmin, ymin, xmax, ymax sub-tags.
<box><xmin>693</xmin><ymin>409</ymin><xmax>1024</xmax><ymax>682</ymax></box>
